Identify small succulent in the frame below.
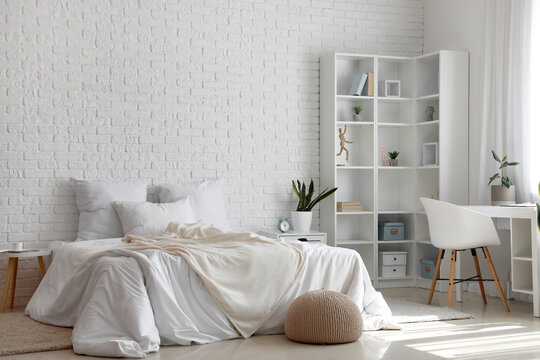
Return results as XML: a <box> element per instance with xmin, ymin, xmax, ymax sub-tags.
<box><xmin>353</xmin><ymin>106</ymin><xmax>362</xmax><ymax>115</ymax></box>
<box><xmin>388</xmin><ymin>151</ymin><xmax>400</xmax><ymax>160</ymax></box>
<box><xmin>292</xmin><ymin>179</ymin><xmax>337</xmax><ymax>212</ymax></box>
<box><xmin>488</xmin><ymin>150</ymin><xmax>519</xmax><ymax>189</ymax></box>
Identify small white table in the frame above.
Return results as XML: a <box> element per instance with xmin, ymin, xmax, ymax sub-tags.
<box><xmin>0</xmin><ymin>249</ymin><xmax>52</xmax><ymax>312</ymax></box>
<box><xmin>257</xmin><ymin>229</ymin><xmax>327</xmax><ymax>245</ymax></box>
<box><xmin>465</xmin><ymin>206</ymin><xmax>539</xmax><ymax>317</ymax></box>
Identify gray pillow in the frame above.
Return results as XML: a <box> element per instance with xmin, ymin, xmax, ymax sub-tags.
<box><xmin>71</xmin><ymin>178</ymin><xmax>147</xmax><ymax>240</ymax></box>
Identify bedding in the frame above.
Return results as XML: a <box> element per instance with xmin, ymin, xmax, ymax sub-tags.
<box><xmin>71</xmin><ymin>178</ymin><xmax>147</xmax><ymax>240</ymax></box>
<box><xmin>26</xmin><ymin>224</ymin><xmax>395</xmax><ymax>358</ymax></box>
<box><xmin>113</xmin><ymin>198</ymin><xmax>196</xmax><ymax>236</ymax></box>
<box><xmin>156</xmin><ymin>179</ymin><xmax>231</xmax><ymax>231</ymax></box>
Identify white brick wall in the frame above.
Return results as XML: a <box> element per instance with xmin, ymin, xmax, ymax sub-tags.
<box><xmin>0</xmin><ymin>0</ymin><xmax>423</xmax><ymax>306</ymax></box>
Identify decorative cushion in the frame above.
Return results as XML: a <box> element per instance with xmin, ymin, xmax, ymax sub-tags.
<box><xmin>285</xmin><ymin>290</ymin><xmax>363</xmax><ymax>344</ymax></box>
<box><xmin>113</xmin><ymin>198</ymin><xmax>196</xmax><ymax>236</ymax></box>
<box><xmin>156</xmin><ymin>179</ymin><xmax>231</xmax><ymax>231</ymax></box>
<box><xmin>71</xmin><ymin>178</ymin><xmax>147</xmax><ymax>240</ymax></box>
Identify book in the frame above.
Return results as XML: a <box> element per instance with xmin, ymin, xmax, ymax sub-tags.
<box><xmin>367</xmin><ymin>72</ymin><xmax>374</xmax><ymax>96</ymax></box>
<box><xmin>361</xmin><ymin>72</ymin><xmax>373</xmax><ymax>96</ymax></box>
<box><xmin>337</xmin><ymin>202</ymin><xmax>362</xmax><ymax>206</ymax></box>
<box><xmin>349</xmin><ymin>73</ymin><xmax>368</xmax><ymax>96</ymax></box>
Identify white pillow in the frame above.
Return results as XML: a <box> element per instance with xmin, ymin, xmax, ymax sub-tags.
<box><xmin>113</xmin><ymin>198</ymin><xmax>196</xmax><ymax>236</ymax></box>
<box><xmin>156</xmin><ymin>179</ymin><xmax>231</xmax><ymax>231</ymax></box>
<box><xmin>71</xmin><ymin>178</ymin><xmax>147</xmax><ymax>240</ymax></box>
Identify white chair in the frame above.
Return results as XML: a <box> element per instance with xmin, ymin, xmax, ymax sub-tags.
<box><xmin>420</xmin><ymin>197</ymin><xmax>510</xmax><ymax>311</ymax></box>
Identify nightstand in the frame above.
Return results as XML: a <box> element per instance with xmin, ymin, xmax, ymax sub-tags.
<box><xmin>0</xmin><ymin>249</ymin><xmax>52</xmax><ymax>312</ymax></box>
<box><xmin>257</xmin><ymin>229</ymin><xmax>327</xmax><ymax>245</ymax></box>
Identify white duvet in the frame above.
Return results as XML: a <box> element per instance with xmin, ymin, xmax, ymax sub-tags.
<box><xmin>26</xmin><ymin>236</ymin><xmax>394</xmax><ymax>358</ymax></box>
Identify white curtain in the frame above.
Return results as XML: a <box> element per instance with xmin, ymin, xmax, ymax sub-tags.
<box><xmin>477</xmin><ymin>0</ymin><xmax>535</xmax><ymax>204</ymax></box>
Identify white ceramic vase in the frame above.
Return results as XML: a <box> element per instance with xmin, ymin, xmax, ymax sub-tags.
<box><xmin>491</xmin><ymin>185</ymin><xmax>516</xmax><ymax>205</ymax></box>
<box><xmin>291</xmin><ymin>211</ymin><xmax>313</xmax><ymax>231</ymax></box>
<box><xmin>353</xmin><ymin>113</ymin><xmax>362</xmax><ymax>122</ymax></box>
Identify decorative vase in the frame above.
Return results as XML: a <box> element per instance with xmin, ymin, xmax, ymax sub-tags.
<box><xmin>353</xmin><ymin>113</ymin><xmax>362</xmax><ymax>122</ymax></box>
<box><xmin>491</xmin><ymin>185</ymin><xmax>516</xmax><ymax>205</ymax></box>
<box><xmin>390</xmin><ymin>159</ymin><xmax>398</xmax><ymax>166</ymax></box>
<box><xmin>291</xmin><ymin>211</ymin><xmax>313</xmax><ymax>231</ymax></box>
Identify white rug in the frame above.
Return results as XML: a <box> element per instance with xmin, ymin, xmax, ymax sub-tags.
<box><xmin>386</xmin><ymin>298</ymin><xmax>473</xmax><ymax>323</ymax></box>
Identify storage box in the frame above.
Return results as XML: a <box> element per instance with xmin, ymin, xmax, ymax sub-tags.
<box><xmin>378</xmin><ymin>222</ymin><xmax>405</xmax><ymax>241</ymax></box>
<box><xmin>379</xmin><ymin>251</ymin><xmax>407</xmax><ymax>278</ymax></box>
<box><xmin>421</xmin><ymin>259</ymin><xmax>438</xmax><ymax>279</ymax></box>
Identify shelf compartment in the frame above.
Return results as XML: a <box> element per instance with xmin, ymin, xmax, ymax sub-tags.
<box><xmin>378</xmin><ymin>170</ymin><xmax>415</xmax><ymax>213</ymax></box>
<box><xmin>511</xmin><ymin>218</ymin><xmax>533</xmax><ymax>258</ymax></box>
<box><xmin>415</xmin><ymin>170</ymin><xmax>439</xmax><ymax>211</ymax></box>
<box><xmin>336</xmin><ymin>56</ymin><xmax>374</xmax><ymax>97</ymax></box>
<box><xmin>416</xmin><ymin>53</ymin><xmax>440</xmax><ymax>97</ymax></box>
<box><xmin>378</xmin><ymin>57</ymin><xmax>415</xmax><ymax>98</ymax></box>
<box><xmin>378</xmin><ymin>213</ymin><xmax>415</xmax><ymax>240</ymax></box>
<box><xmin>512</xmin><ymin>259</ymin><xmax>533</xmax><ymax>294</ymax></box>
<box><xmin>336</xmin><ymin>169</ymin><xmax>374</xmax><ymax>211</ymax></box>
<box><xmin>416</xmin><ymin>97</ymin><xmax>439</xmax><ymax>124</ymax></box>
<box><xmin>335</xmin><ymin>124</ymin><xmax>373</xmax><ymax>167</ymax></box>
<box><xmin>378</xmin><ymin>100</ymin><xmax>414</xmax><ymax>125</ymax></box>
<box><xmin>378</xmin><ymin>126</ymin><xmax>415</xmax><ymax>167</ymax></box>
<box><xmin>337</xmin><ymin>98</ymin><xmax>374</xmax><ymax>124</ymax></box>
<box><xmin>336</xmin><ymin>215</ymin><xmax>374</xmax><ymax>243</ymax></box>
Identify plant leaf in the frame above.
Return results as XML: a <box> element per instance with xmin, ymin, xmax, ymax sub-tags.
<box><xmin>507</xmin><ymin>162</ymin><xmax>520</xmax><ymax>166</ymax></box>
<box><xmin>488</xmin><ymin>173</ymin><xmax>500</xmax><ymax>186</ymax></box>
<box><xmin>492</xmin><ymin>150</ymin><xmax>501</xmax><ymax>163</ymax></box>
<box><xmin>499</xmin><ymin>161</ymin><xmax>508</xmax><ymax>169</ymax></box>
<box><xmin>536</xmin><ymin>202</ymin><xmax>540</xmax><ymax>231</ymax></box>
<box><xmin>306</xmin><ymin>187</ymin><xmax>338</xmax><ymax>211</ymax></box>
<box><xmin>502</xmin><ymin>155</ymin><xmax>507</xmax><ymax>162</ymax></box>
<box><xmin>501</xmin><ymin>177</ymin><xmax>511</xmax><ymax>188</ymax></box>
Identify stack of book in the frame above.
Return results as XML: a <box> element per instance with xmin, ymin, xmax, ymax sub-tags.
<box><xmin>337</xmin><ymin>201</ymin><xmax>363</xmax><ymax>212</ymax></box>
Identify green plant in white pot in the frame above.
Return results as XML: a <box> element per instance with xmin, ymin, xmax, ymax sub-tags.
<box><xmin>291</xmin><ymin>180</ymin><xmax>337</xmax><ymax>231</ymax></box>
<box><xmin>488</xmin><ymin>150</ymin><xmax>519</xmax><ymax>205</ymax></box>
<box><xmin>352</xmin><ymin>106</ymin><xmax>362</xmax><ymax>122</ymax></box>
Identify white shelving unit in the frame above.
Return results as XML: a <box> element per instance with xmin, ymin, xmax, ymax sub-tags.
<box><xmin>320</xmin><ymin>51</ymin><xmax>469</xmax><ymax>289</ymax></box>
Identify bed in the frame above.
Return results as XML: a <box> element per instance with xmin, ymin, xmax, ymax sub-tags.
<box><xmin>24</xmin><ymin>179</ymin><xmax>395</xmax><ymax>358</ymax></box>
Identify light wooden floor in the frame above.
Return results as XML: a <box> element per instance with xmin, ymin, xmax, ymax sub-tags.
<box><xmin>4</xmin><ymin>288</ymin><xmax>540</xmax><ymax>360</ymax></box>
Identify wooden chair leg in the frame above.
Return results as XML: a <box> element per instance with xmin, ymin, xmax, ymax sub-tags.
<box><xmin>37</xmin><ymin>256</ymin><xmax>46</xmax><ymax>278</ymax></box>
<box><xmin>428</xmin><ymin>249</ymin><xmax>444</xmax><ymax>305</ymax></box>
<box><xmin>472</xmin><ymin>249</ymin><xmax>487</xmax><ymax>305</ymax></box>
<box><xmin>447</xmin><ymin>250</ymin><xmax>457</xmax><ymax>307</ymax></box>
<box><xmin>1</xmin><ymin>258</ymin><xmax>14</xmax><ymax>313</ymax></box>
<box><xmin>483</xmin><ymin>247</ymin><xmax>510</xmax><ymax>312</ymax></box>
<box><xmin>9</xmin><ymin>258</ymin><xmax>18</xmax><ymax>309</ymax></box>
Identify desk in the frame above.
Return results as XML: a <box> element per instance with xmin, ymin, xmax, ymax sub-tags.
<box><xmin>466</xmin><ymin>206</ymin><xmax>539</xmax><ymax>317</ymax></box>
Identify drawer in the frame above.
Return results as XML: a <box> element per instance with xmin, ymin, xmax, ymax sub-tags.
<box><xmin>280</xmin><ymin>234</ymin><xmax>326</xmax><ymax>243</ymax></box>
<box><xmin>380</xmin><ymin>253</ymin><xmax>407</xmax><ymax>265</ymax></box>
<box><xmin>380</xmin><ymin>265</ymin><xmax>406</xmax><ymax>278</ymax></box>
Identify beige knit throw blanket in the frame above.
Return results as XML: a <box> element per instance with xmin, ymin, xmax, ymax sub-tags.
<box><xmin>122</xmin><ymin>221</ymin><xmax>306</xmax><ymax>338</ymax></box>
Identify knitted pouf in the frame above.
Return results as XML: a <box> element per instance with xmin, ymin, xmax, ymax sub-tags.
<box><xmin>284</xmin><ymin>290</ymin><xmax>363</xmax><ymax>344</ymax></box>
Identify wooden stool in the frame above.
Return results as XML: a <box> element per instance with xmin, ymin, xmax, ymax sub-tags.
<box><xmin>1</xmin><ymin>249</ymin><xmax>52</xmax><ymax>312</ymax></box>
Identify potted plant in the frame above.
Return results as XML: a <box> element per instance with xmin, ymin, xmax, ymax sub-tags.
<box><xmin>291</xmin><ymin>180</ymin><xmax>337</xmax><ymax>231</ymax></box>
<box><xmin>388</xmin><ymin>150</ymin><xmax>399</xmax><ymax>166</ymax></box>
<box><xmin>488</xmin><ymin>150</ymin><xmax>519</xmax><ymax>205</ymax></box>
<box><xmin>352</xmin><ymin>106</ymin><xmax>362</xmax><ymax>122</ymax></box>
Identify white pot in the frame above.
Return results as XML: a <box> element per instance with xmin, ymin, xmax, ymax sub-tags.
<box><xmin>353</xmin><ymin>113</ymin><xmax>362</xmax><ymax>122</ymax></box>
<box><xmin>491</xmin><ymin>185</ymin><xmax>516</xmax><ymax>205</ymax></box>
<box><xmin>291</xmin><ymin>211</ymin><xmax>313</xmax><ymax>231</ymax></box>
